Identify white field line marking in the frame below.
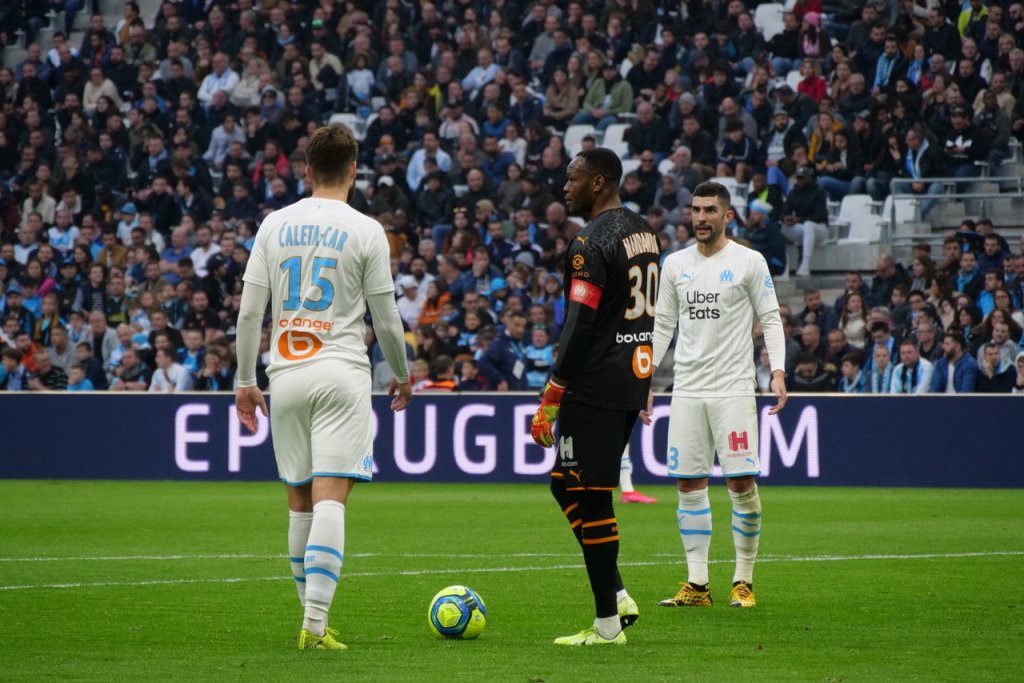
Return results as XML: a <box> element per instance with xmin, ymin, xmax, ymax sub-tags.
<box><xmin>0</xmin><ymin>552</ymin><xmax>580</xmax><ymax>562</ymax></box>
<box><xmin>0</xmin><ymin>551</ymin><xmax>1021</xmax><ymax>592</ymax></box>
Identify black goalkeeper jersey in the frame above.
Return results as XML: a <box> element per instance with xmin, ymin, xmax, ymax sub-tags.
<box><xmin>560</xmin><ymin>207</ymin><xmax>660</xmax><ymax>411</ymax></box>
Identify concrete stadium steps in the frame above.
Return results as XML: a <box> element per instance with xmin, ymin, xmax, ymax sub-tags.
<box><xmin>3</xmin><ymin>45</ymin><xmax>25</xmax><ymax>67</ymax></box>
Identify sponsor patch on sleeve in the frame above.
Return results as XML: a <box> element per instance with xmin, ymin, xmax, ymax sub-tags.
<box><xmin>569</xmin><ymin>279</ymin><xmax>602</xmax><ymax>309</ymax></box>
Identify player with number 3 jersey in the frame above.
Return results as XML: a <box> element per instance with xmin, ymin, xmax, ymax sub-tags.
<box><xmin>531</xmin><ymin>148</ymin><xmax>660</xmax><ymax>647</ymax></box>
<box><xmin>650</xmin><ymin>181</ymin><xmax>787</xmax><ymax>611</ymax></box>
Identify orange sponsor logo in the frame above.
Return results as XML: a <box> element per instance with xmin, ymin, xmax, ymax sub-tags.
<box><xmin>278</xmin><ymin>330</ymin><xmax>323</xmax><ymax>361</ymax></box>
<box><xmin>278</xmin><ymin>317</ymin><xmax>333</xmax><ymax>332</ymax></box>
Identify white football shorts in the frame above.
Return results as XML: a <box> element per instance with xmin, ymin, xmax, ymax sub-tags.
<box><xmin>269</xmin><ymin>361</ymin><xmax>374</xmax><ymax>486</ymax></box>
<box><xmin>666</xmin><ymin>396</ymin><xmax>760</xmax><ymax>478</ymax></box>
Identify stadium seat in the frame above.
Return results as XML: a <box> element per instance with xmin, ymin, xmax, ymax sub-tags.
<box><xmin>833</xmin><ymin>194</ymin><xmax>879</xmax><ymax>231</ymax></box>
<box><xmin>785</xmin><ymin>70</ymin><xmax>802</xmax><ymax>91</ymax></box>
<box><xmin>753</xmin><ymin>4</ymin><xmax>785</xmax><ymax>40</ymax></box>
<box><xmin>713</xmin><ymin>176</ymin><xmax>747</xmax><ymax>205</ymax></box>
<box><xmin>847</xmin><ymin>195</ymin><xmax>918</xmax><ymax>243</ymax></box>
<box><xmin>602</xmin><ymin>123</ymin><xmax>631</xmax><ymax>148</ymax></box>
<box><xmin>658</xmin><ymin>158</ymin><xmax>675</xmax><ymax>175</ymax></box>
<box><xmin>564</xmin><ymin>124</ymin><xmax>596</xmax><ymax>152</ymax></box>
<box><xmin>607</xmin><ymin>141</ymin><xmax>631</xmax><ymax>159</ymax></box>
<box><xmin>620</xmin><ymin>158</ymin><xmax>641</xmax><ymax>178</ymax></box>
<box><xmin>838</xmin><ymin>219</ymin><xmax>883</xmax><ymax>244</ymax></box>
<box><xmin>329</xmin><ymin>112</ymin><xmax>361</xmax><ymax>131</ymax></box>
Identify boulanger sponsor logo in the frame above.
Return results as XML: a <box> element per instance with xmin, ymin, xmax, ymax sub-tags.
<box><xmin>763</xmin><ymin>275</ymin><xmax>774</xmax><ymax>290</ymax></box>
<box><xmin>277</xmin><ymin>330</ymin><xmax>323</xmax><ymax>361</ymax></box>
<box><xmin>631</xmin><ymin>344</ymin><xmax>654</xmax><ymax>379</ymax></box>
<box><xmin>616</xmin><ymin>331</ymin><xmax>654</xmax><ymax>343</ymax></box>
<box><xmin>571</xmin><ymin>254</ymin><xmax>585</xmax><ymax>271</ymax></box>
<box><xmin>686</xmin><ymin>291</ymin><xmax>720</xmax><ymax>319</ymax></box>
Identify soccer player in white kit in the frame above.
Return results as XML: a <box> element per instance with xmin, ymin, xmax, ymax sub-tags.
<box><xmin>234</xmin><ymin>125</ymin><xmax>412</xmax><ymax>650</ymax></box>
<box><xmin>650</xmin><ymin>182</ymin><xmax>788</xmax><ymax>609</ymax></box>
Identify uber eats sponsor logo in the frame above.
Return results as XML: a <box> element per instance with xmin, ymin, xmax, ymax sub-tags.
<box><xmin>686</xmin><ymin>290</ymin><xmax>721</xmax><ymax>319</ymax></box>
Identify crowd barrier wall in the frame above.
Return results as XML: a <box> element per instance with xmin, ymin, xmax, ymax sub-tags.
<box><xmin>1</xmin><ymin>394</ymin><xmax>1020</xmax><ymax>487</ymax></box>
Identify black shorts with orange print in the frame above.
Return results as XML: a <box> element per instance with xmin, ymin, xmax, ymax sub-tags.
<box><xmin>551</xmin><ymin>400</ymin><xmax>639</xmax><ymax>491</ymax></box>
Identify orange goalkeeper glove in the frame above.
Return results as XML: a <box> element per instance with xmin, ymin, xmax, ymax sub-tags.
<box><xmin>530</xmin><ymin>380</ymin><xmax>565</xmax><ymax>447</ymax></box>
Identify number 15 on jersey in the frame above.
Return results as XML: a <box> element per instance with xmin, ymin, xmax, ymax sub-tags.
<box><xmin>280</xmin><ymin>256</ymin><xmax>338</xmax><ymax>312</ymax></box>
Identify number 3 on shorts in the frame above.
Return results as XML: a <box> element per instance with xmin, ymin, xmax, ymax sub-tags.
<box><xmin>668</xmin><ymin>446</ymin><xmax>679</xmax><ymax>471</ymax></box>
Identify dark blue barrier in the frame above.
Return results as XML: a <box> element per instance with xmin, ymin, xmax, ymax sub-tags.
<box><xmin>0</xmin><ymin>394</ymin><xmax>1021</xmax><ymax>487</ymax></box>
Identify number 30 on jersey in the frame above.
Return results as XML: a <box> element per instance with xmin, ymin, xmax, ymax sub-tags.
<box><xmin>624</xmin><ymin>263</ymin><xmax>658</xmax><ymax>320</ymax></box>
<box><xmin>625</xmin><ymin>262</ymin><xmax>658</xmax><ymax>380</ymax></box>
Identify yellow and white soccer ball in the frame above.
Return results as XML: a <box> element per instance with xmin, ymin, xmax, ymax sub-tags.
<box><xmin>427</xmin><ymin>585</ymin><xmax>487</xmax><ymax>639</ymax></box>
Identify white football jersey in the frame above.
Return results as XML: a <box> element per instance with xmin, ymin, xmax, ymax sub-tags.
<box><xmin>654</xmin><ymin>240</ymin><xmax>780</xmax><ymax>396</ymax></box>
<box><xmin>243</xmin><ymin>197</ymin><xmax>394</xmax><ymax>378</ymax></box>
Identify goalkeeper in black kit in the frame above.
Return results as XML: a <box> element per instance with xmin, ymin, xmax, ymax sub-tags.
<box><xmin>530</xmin><ymin>148</ymin><xmax>661</xmax><ymax>646</ymax></box>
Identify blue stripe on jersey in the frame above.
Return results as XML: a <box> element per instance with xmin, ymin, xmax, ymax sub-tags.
<box><xmin>306</xmin><ymin>545</ymin><xmax>344</xmax><ymax>563</ymax></box>
<box><xmin>677</xmin><ymin>507</ymin><xmax>712</xmax><ymax>515</ymax></box>
<box><xmin>289</xmin><ymin>556</ymin><xmax>304</xmax><ymax>563</ymax></box>
<box><xmin>304</xmin><ymin>567</ymin><xmax>339</xmax><ymax>582</ymax></box>
<box><xmin>732</xmin><ymin>511</ymin><xmax>762</xmax><ymax>519</ymax></box>
<box><xmin>293</xmin><ymin>576</ymin><xmax>306</xmax><ymax>583</ymax></box>
<box><xmin>680</xmin><ymin>529</ymin><xmax>713</xmax><ymax>536</ymax></box>
<box><xmin>731</xmin><ymin>526</ymin><xmax>761</xmax><ymax>537</ymax></box>
<box><xmin>724</xmin><ymin>471</ymin><xmax>761</xmax><ymax>477</ymax></box>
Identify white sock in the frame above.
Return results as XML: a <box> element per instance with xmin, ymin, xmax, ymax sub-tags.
<box><xmin>288</xmin><ymin>511</ymin><xmax>313</xmax><ymax>607</ymax></box>
<box><xmin>615</xmin><ymin>589</ymin><xmax>629</xmax><ymax>603</ymax></box>
<box><xmin>729</xmin><ymin>485</ymin><xmax>762</xmax><ymax>584</ymax></box>
<box><xmin>619</xmin><ymin>451</ymin><xmax>634</xmax><ymax>493</ymax></box>
<box><xmin>302</xmin><ymin>500</ymin><xmax>345</xmax><ymax>635</ymax></box>
<box><xmin>678</xmin><ymin>489</ymin><xmax>712</xmax><ymax>586</ymax></box>
<box><xmin>594</xmin><ymin>615</ymin><xmax>621</xmax><ymax>639</ymax></box>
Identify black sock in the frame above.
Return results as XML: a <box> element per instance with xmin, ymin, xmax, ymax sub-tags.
<box><xmin>578</xmin><ymin>489</ymin><xmax>619</xmax><ymax>619</ymax></box>
<box><xmin>550</xmin><ymin>477</ymin><xmax>625</xmax><ymax>593</ymax></box>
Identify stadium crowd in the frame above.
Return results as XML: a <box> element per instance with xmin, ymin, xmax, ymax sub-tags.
<box><xmin>0</xmin><ymin>0</ymin><xmax>1023</xmax><ymax>394</ymax></box>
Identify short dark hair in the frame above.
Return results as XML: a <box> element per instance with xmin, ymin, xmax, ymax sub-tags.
<box><xmin>576</xmin><ymin>148</ymin><xmax>622</xmax><ymax>187</ymax></box>
<box><xmin>797</xmin><ymin>351</ymin><xmax>819</xmax><ymax>366</ymax></box>
<box><xmin>692</xmin><ymin>181</ymin><xmax>732</xmax><ymax>209</ymax></box>
<box><xmin>869</xmin><ymin>321</ymin><xmax>890</xmax><ymax>335</ymax></box>
<box><xmin>944</xmin><ymin>331</ymin><xmax>965</xmax><ymax>349</ymax></box>
<box><xmin>306</xmin><ymin>124</ymin><xmax>358</xmax><ymax>186</ymax></box>
<box><xmin>841</xmin><ymin>353</ymin><xmax>863</xmax><ymax>368</ymax></box>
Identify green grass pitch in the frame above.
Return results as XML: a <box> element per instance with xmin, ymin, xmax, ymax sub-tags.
<box><xmin>1</xmin><ymin>481</ymin><xmax>1021</xmax><ymax>682</ymax></box>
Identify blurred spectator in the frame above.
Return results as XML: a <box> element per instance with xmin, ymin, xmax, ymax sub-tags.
<box><xmin>789</xmin><ymin>351</ymin><xmax>835</xmax><ymax>392</ymax></box>
<box><xmin>890</xmin><ymin>339</ymin><xmax>935</xmax><ymax>394</ymax></box>
<box><xmin>837</xmin><ymin>353</ymin><xmax>866</xmax><ymax>393</ymax></box>
<box><xmin>26</xmin><ymin>348</ymin><xmax>67</xmax><ymax>391</ymax></box>
<box><xmin>148</xmin><ymin>346</ymin><xmax>193</xmax><ymax>393</ymax></box>
<box><xmin>929</xmin><ymin>332</ymin><xmax>978</xmax><ymax>393</ymax></box>
<box><xmin>975</xmin><ymin>342</ymin><xmax>1016</xmax><ymax>392</ymax></box>
<box><xmin>109</xmin><ymin>346</ymin><xmax>149</xmax><ymax>391</ymax></box>
<box><xmin>781</xmin><ymin>165</ymin><xmax>829</xmax><ymax>277</ymax></box>
<box><xmin>478</xmin><ymin>310</ymin><xmax>528</xmax><ymax>391</ymax></box>
<box><xmin>0</xmin><ymin>348</ymin><xmax>27</xmax><ymax>390</ymax></box>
